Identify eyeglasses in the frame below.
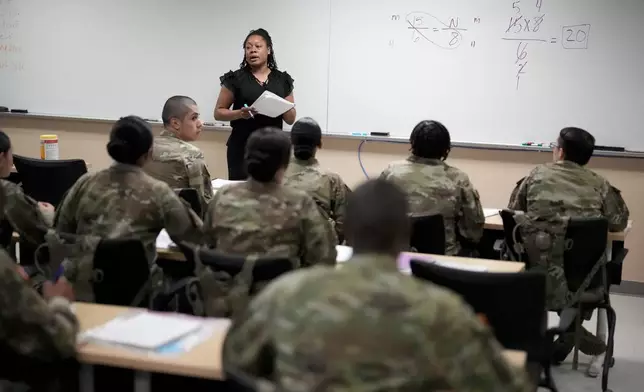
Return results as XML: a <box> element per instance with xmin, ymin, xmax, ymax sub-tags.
<box><xmin>549</xmin><ymin>142</ymin><xmax>560</xmax><ymax>149</ymax></box>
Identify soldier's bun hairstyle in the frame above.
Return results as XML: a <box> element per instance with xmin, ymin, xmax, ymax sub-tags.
<box><xmin>245</xmin><ymin>127</ymin><xmax>291</xmax><ymax>183</ymax></box>
<box><xmin>290</xmin><ymin>117</ymin><xmax>322</xmax><ymax>161</ymax></box>
<box><xmin>409</xmin><ymin>120</ymin><xmax>451</xmax><ymax>160</ymax></box>
<box><xmin>107</xmin><ymin>116</ymin><xmax>153</xmax><ymax>166</ymax></box>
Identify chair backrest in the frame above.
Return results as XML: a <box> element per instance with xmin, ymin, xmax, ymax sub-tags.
<box><xmin>563</xmin><ymin>217</ymin><xmax>608</xmax><ymax>293</ymax></box>
<box><xmin>197</xmin><ymin>247</ymin><xmax>294</xmax><ymax>294</ymax></box>
<box><xmin>410</xmin><ymin>259</ymin><xmax>547</xmax><ymax>353</ymax></box>
<box><xmin>92</xmin><ymin>238</ymin><xmax>150</xmax><ymax>307</ymax></box>
<box><xmin>175</xmin><ymin>188</ymin><xmax>202</xmax><ymax>217</ymax></box>
<box><xmin>409</xmin><ymin>213</ymin><xmax>445</xmax><ymax>255</ymax></box>
<box><xmin>13</xmin><ymin>155</ymin><xmax>87</xmax><ymax>207</ymax></box>
<box><xmin>0</xmin><ymin>219</ymin><xmax>14</xmax><ymax>250</ymax></box>
<box><xmin>500</xmin><ymin>209</ymin><xmax>526</xmax><ymax>261</ymax></box>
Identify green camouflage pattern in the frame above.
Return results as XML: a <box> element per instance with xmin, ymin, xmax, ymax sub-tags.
<box><xmin>223</xmin><ymin>253</ymin><xmax>531</xmax><ymax>392</ymax></box>
<box><xmin>0</xmin><ymin>249</ymin><xmax>79</xmax><ymax>361</ymax></box>
<box><xmin>380</xmin><ymin>156</ymin><xmax>485</xmax><ymax>255</ymax></box>
<box><xmin>54</xmin><ymin>163</ymin><xmax>204</xmax><ymax>265</ymax></box>
<box><xmin>0</xmin><ymin>179</ymin><xmax>51</xmax><ymax>245</ymax></box>
<box><xmin>204</xmin><ymin>180</ymin><xmax>337</xmax><ymax>268</ymax></box>
<box><xmin>144</xmin><ymin>130</ymin><xmax>213</xmax><ymax>214</ymax></box>
<box><xmin>508</xmin><ymin>161</ymin><xmax>629</xmax><ymax>310</ymax></box>
<box><xmin>283</xmin><ymin>157</ymin><xmax>348</xmax><ymax>241</ymax></box>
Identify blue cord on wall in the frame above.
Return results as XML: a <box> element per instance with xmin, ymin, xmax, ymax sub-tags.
<box><xmin>358</xmin><ymin>139</ymin><xmax>369</xmax><ymax>179</ymax></box>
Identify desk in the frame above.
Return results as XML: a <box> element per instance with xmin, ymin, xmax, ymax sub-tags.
<box><xmin>74</xmin><ymin>302</ymin><xmax>526</xmax><ymax>391</ymax></box>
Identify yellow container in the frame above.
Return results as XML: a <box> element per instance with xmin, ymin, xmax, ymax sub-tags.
<box><xmin>40</xmin><ymin>134</ymin><xmax>59</xmax><ymax>160</ymax></box>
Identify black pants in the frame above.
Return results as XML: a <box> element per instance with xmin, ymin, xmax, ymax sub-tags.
<box><xmin>227</xmin><ymin>140</ymin><xmax>247</xmax><ymax>180</ymax></box>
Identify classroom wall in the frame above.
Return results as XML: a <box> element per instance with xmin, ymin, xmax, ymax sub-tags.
<box><xmin>2</xmin><ymin>116</ymin><xmax>643</xmax><ymax>282</ymax></box>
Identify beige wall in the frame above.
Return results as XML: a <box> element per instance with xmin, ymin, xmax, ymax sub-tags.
<box><xmin>2</xmin><ymin>116</ymin><xmax>642</xmax><ymax>281</ymax></box>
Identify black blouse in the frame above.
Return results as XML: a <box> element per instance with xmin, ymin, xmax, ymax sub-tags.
<box><xmin>220</xmin><ymin>68</ymin><xmax>294</xmax><ymax>146</ymax></box>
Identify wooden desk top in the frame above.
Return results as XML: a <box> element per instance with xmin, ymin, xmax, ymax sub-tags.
<box><xmin>484</xmin><ymin>212</ymin><xmax>632</xmax><ymax>242</ymax></box>
<box><xmin>75</xmin><ymin>303</ymin><xmax>228</xmax><ymax>380</ymax></box>
<box><xmin>74</xmin><ymin>303</ymin><xmax>526</xmax><ymax>380</ymax></box>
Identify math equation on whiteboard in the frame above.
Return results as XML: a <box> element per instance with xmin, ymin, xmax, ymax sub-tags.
<box><xmin>388</xmin><ymin>1</ymin><xmax>590</xmax><ymax>91</ymax></box>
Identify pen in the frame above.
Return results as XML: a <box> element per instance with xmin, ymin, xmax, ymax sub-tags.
<box><xmin>53</xmin><ymin>265</ymin><xmax>64</xmax><ymax>282</ymax></box>
<box><xmin>243</xmin><ymin>104</ymin><xmax>254</xmax><ymax>119</ymax></box>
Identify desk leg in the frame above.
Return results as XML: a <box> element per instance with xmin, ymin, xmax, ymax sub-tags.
<box><xmin>134</xmin><ymin>371</ymin><xmax>151</xmax><ymax>392</ymax></box>
<box><xmin>79</xmin><ymin>364</ymin><xmax>94</xmax><ymax>392</ymax></box>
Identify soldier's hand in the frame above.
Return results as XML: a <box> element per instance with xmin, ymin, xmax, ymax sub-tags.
<box><xmin>43</xmin><ymin>277</ymin><xmax>75</xmax><ymax>301</ymax></box>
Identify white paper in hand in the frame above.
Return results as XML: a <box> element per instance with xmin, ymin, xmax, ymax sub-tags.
<box><xmin>251</xmin><ymin>91</ymin><xmax>294</xmax><ymax>118</ymax></box>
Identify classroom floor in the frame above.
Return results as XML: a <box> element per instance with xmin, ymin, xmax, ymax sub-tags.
<box><xmin>542</xmin><ymin>294</ymin><xmax>644</xmax><ymax>392</ymax></box>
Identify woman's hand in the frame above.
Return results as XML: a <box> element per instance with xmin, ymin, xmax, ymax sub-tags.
<box><xmin>239</xmin><ymin>106</ymin><xmax>258</xmax><ymax>120</ymax></box>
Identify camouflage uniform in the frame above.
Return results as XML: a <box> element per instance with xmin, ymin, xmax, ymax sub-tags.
<box><xmin>283</xmin><ymin>157</ymin><xmax>348</xmax><ymax>241</ymax></box>
<box><xmin>0</xmin><ymin>249</ymin><xmax>79</xmax><ymax>361</ymax></box>
<box><xmin>0</xmin><ymin>179</ymin><xmax>51</xmax><ymax>245</ymax></box>
<box><xmin>144</xmin><ymin>129</ymin><xmax>213</xmax><ymax>214</ymax></box>
<box><xmin>380</xmin><ymin>156</ymin><xmax>485</xmax><ymax>256</ymax></box>
<box><xmin>508</xmin><ymin>161</ymin><xmax>629</xmax><ymax>310</ymax></box>
<box><xmin>54</xmin><ymin>163</ymin><xmax>204</xmax><ymax>265</ymax></box>
<box><xmin>204</xmin><ymin>180</ymin><xmax>337</xmax><ymax>268</ymax></box>
<box><xmin>223</xmin><ymin>253</ymin><xmax>531</xmax><ymax>392</ymax></box>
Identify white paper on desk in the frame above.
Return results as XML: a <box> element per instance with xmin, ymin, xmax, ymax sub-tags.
<box><xmin>336</xmin><ymin>245</ymin><xmax>353</xmax><ymax>263</ymax></box>
<box><xmin>251</xmin><ymin>91</ymin><xmax>294</xmax><ymax>118</ymax></box>
<box><xmin>483</xmin><ymin>208</ymin><xmax>500</xmax><ymax>217</ymax></box>
<box><xmin>81</xmin><ymin>312</ymin><xmax>203</xmax><ymax>350</ymax></box>
<box><xmin>211</xmin><ymin>178</ymin><xmax>244</xmax><ymax>189</ymax></box>
<box><xmin>156</xmin><ymin>318</ymin><xmax>231</xmax><ymax>355</ymax></box>
<box><xmin>156</xmin><ymin>229</ymin><xmax>176</xmax><ymax>249</ymax></box>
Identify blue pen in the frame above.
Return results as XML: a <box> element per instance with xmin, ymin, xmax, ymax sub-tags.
<box><xmin>53</xmin><ymin>265</ymin><xmax>64</xmax><ymax>282</ymax></box>
<box><xmin>243</xmin><ymin>104</ymin><xmax>254</xmax><ymax>119</ymax></box>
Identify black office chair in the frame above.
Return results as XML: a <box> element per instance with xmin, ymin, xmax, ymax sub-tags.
<box><xmin>0</xmin><ymin>219</ymin><xmax>14</xmax><ymax>251</ymax></box>
<box><xmin>410</xmin><ymin>260</ymin><xmax>568</xmax><ymax>391</ymax></box>
<box><xmin>13</xmin><ymin>155</ymin><xmax>87</xmax><ymax>207</ymax></box>
<box><xmin>175</xmin><ymin>188</ymin><xmax>202</xmax><ymax>217</ymax></box>
<box><xmin>562</xmin><ymin>217</ymin><xmax>626</xmax><ymax>392</ymax></box>
<box><xmin>0</xmin><ymin>344</ymin><xmax>77</xmax><ymax>391</ymax></box>
<box><xmin>92</xmin><ymin>238</ymin><xmax>151</xmax><ymax>307</ymax></box>
<box><xmin>178</xmin><ymin>242</ymin><xmax>295</xmax><ymax>317</ymax></box>
<box><xmin>500</xmin><ymin>209</ymin><xmax>527</xmax><ymax>262</ymax></box>
<box><xmin>409</xmin><ymin>213</ymin><xmax>445</xmax><ymax>255</ymax></box>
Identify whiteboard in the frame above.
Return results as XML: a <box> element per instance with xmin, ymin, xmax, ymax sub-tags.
<box><xmin>2</xmin><ymin>0</ymin><xmax>644</xmax><ymax>150</ymax></box>
<box><xmin>0</xmin><ymin>0</ymin><xmax>330</xmax><ymax>129</ymax></box>
<box><xmin>328</xmin><ymin>0</ymin><xmax>644</xmax><ymax>149</ymax></box>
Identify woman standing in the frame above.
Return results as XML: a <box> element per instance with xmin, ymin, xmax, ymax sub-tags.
<box><xmin>214</xmin><ymin>28</ymin><xmax>296</xmax><ymax>180</ymax></box>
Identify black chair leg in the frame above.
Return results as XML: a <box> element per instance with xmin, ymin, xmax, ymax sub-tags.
<box><xmin>602</xmin><ymin>306</ymin><xmax>617</xmax><ymax>392</ymax></box>
<box><xmin>542</xmin><ymin>363</ymin><xmax>558</xmax><ymax>392</ymax></box>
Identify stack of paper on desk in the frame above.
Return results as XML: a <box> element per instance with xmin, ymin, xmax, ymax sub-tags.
<box><xmin>251</xmin><ymin>90</ymin><xmax>294</xmax><ymax>118</ymax></box>
<box><xmin>81</xmin><ymin>312</ymin><xmax>203</xmax><ymax>350</ymax></box>
<box><xmin>156</xmin><ymin>229</ymin><xmax>175</xmax><ymax>249</ymax></box>
<box><xmin>211</xmin><ymin>178</ymin><xmax>244</xmax><ymax>189</ymax></box>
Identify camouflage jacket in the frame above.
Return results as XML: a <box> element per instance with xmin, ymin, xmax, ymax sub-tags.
<box><xmin>0</xmin><ymin>249</ymin><xmax>78</xmax><ymax>362</ymax></box>
<box><xmin>223</xmin><ymin>253</ymin><xmax>531</xmax><ymax>392</ymax></box>
<box><xmin>144</xmin><ymin>130</ymin><xmax>213</xmax><ymax>214</ymax></box>
<box><xmin>283</xmin><ymin>157</ymin><xmax>348</xmax><ymax>241</ymax></box>
<box><xmin>54</xmin><ymin>164</ymin><xmax>204</xmax><ymax>266</ymax></box>
<box><xmin>204</xmin><ymin>180</ymin><xmax>337</xmax><ymax>268</ymax></box>
<box><xmin>380</xmin><ymin>156</ymin><xmax>485</xmax><ymax>255</ymax></box>
<box><xmin>0</xmin><ymin>179</ymin><xmax>51</xmax><ymax>246</ymax></box>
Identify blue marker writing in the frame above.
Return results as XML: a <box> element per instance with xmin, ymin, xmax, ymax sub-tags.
<box><xmin>243</xmin><ymin>104</ymin><xmax>254</xmax><ymax>119</ymax></box>
<box><xmin>351</xmin><ymin>132</ymin><xmax>368</xmax><ymax>137</ymax></box>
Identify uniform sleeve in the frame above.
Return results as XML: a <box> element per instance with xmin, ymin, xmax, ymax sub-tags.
<box><xmin>157</xmin><ymin>183</ymin><xmax>204</xmax><ymax>245</ymax></box>
<box><xmin>202</xmin><ymin>190</ymin><xmax>221</xmax><ymax>246</ymax></box>
<box><xmin>330</xmin><ymin>175</ymin><xmax>348</xmax><ymax>241</ymax></box>
<box><xmin>421</xmin><ymin>296</ymin><xmax>532</xmax><ymax>392</ymax></box>
<box><xmin>300</xmin><ymin>196</ymin><xmax>337</xmax><ymax>267</ymax></box>
<box><xmin>457</xmin><ymin>176</ymin><xmax>485</xmax><ymax>244</ymax></box>
<box><xmin>223</xmin><ymin>271</ymin><xmax>308</xmax><ymax>377</ymax></box>
<box><xmin>508</xmin><ymin>176</ymin><xmax>529</xmax><ymax>212</ymax></box>
<box><xmin>54</xmin><ymin>174</ymin><xmax>89</xmax><ymax>235</ymax></box>
<box><xmin>185</xmin><ymin>156</ymin><xmax>214</xmax><ymax>211</ymax></box>
<box><xmin>1</xmin><ymin>181</ymin><xmax>50</xmax><ymax>245</ymax></box>
<box><xmin>602</xmin><ymin>182</ymin><xmax>629</xmax><ymax>232</ymax></box>
<box><xmin>0</xmin><ymin>250</ymin><xmax>79</xmax><ymax>361</ymax></box>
